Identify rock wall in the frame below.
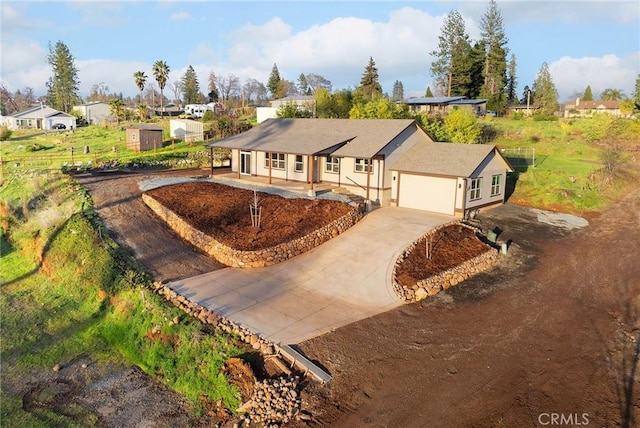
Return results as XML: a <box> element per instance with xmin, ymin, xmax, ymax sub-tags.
<box><xmin>142</xmin><ymin>193</ymin><xmax>363</xmax><ymax>268</ymax></box>
<box><xmin>392</xmin><ymin>221</ymin><xmax>499</xmax><ymax>302</ymax></box>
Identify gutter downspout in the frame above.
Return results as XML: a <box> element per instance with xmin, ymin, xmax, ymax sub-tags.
<box><xmin>268</xmin><ymin>152</ymin><xmax>272</xmax><ymax>184</ymax></box>
<box><xmin>236</xmin><ymin>149</ymin><xmax>240</xmax><ymax>179</ymax></box>
<box><xmin>461</xmin><ymin>177</ymin><xmax>467</xmax><ymax>218</ymax></box>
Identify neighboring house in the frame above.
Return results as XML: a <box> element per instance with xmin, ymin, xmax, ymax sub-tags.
<box><xmin>256</xmin><ymin>96</ymin><xmax>316</xmax><ymax>123</ymax></box>
<box><xmin>404</xmin><ymin>97</ymin><xmax>488</xmax><ymax>116</ymax></box>
<box><xmin>72</xmin><ymin>101</ymin><xmax>112</xmax><ymax>124</ymax></box>
<box><xmin>3</xmin><ymin>105</ymin><xmax>77</xmax><ymax>130</ymax></box>
<box><xmin>563</xmin><ymin>98</ymin><xmax>623</xmax><ymax>118</ymax></box>
<box><xmin>170</xmin><ymin>119</ymin><xmax>204</xmax><ymax>143</ymax></box>
<box><xmin>206</xmin><ymin>118</ymin><xmax>513</xmax><ymax>217</ymax></box>
<box><xmin>508</xmin><ymin>104</ymin><xmax>541</xmax><ymax>116</ymax></box>
<box><xmin>126</xmin><ymin>125</ymin><xmax>163</xmax><ymax>151</ymax></box>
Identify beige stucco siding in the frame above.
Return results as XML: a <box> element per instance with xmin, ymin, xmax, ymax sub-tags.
<box><xmin>466</xmin><ymin>151</ymin><xmax>507</xmax><ymax>209</ymax></box>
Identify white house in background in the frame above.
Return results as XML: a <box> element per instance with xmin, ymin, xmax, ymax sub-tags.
<box><xmin>206</xmin><ymin>118</ymin><xmax>513</xmax><ymax>217</ymax></box>
<box><xmin>170</xmin><ymin>119</ymin><xmax>204</xmax><ymax>143</ymax></box>
<box><xmin>256</xmin><ymin>96</ymin><xmax>316</xmax><ymax>123</ymax></box>
<box><xmin>563</xmin><ymin>99</ymin><xmax>623</xmax><ymax>118</ymax></box>
<box><xmin>3</xmin><ymin>105</ymin><xmax>77</xmax><ymax>130</ymax></box>
<box><xmin>72</xmin><ymin>101</ymin><xmax>112</xmax><ymax>124</ymax></box>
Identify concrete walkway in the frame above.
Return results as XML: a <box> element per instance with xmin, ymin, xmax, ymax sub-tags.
<box><xmin>167</xmin><ymin>207</ymin><xmax>452</xmax><ymax>345</ymax></box>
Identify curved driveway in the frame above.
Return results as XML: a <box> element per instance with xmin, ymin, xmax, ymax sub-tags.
<box><xmin>168</xmin><ymin>207</ymin><xmax>452</xmax><ymax>345</ymax></box>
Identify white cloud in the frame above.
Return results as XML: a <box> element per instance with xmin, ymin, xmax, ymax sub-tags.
<box><xmin>224</xmin><ymin>7</ymin><xmax>452</xmax><ymax>92</ymax></box>
<box><xmin>549</xmin><ymin>52</ymin><xmax>640</xmax><ymax>101</ymax></box>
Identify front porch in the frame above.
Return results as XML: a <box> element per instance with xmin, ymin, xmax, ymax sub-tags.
<box><xmin>208</xmin><ymin>169</ymin><xmax>370</xmax><ymax>209</ymax></box>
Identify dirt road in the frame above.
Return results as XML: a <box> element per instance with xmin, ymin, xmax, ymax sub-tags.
<box><xmin>76</xmin><ymin>169</ymin><xmax>639</xmax><ymax>427</ymax></box>
<box><xmin>297</xmin><ymin>190</ymin><xmax>640</xmax><ymax>427</ymax></box>
<box><xmin>76</xmin><ymin>168</ymin><xmax>225</xmax><ymax>282</ymax></box>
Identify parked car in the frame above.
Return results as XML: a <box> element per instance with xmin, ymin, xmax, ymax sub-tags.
<box><xmin>52</xmin><ymin>123</ymin><xmax>66</xmax><ymax>130</ymax></box>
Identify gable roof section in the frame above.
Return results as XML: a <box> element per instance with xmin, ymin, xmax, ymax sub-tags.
<box><xmin>405</xmin><ymin>96</ymin><xmax>465</xmax><ymax>105</ymax></box>
<box><xmin>206</xmin><ymin>118</ymin><xmax>419</xmax><ymax>158</ymax></box>
<box><xmin>13</xmin><ymin>105</ymin><xmax>72</xmax><ymax>119</ymax></box>
<box><xmin>389</xmin><ymin>142</ymin><xmax>513</xmax><ymax>177</ymax></box>
<box><xmin>564</xmin><ymin>100</ymin><xmax>620</xmax><ymax>109</ymax></box>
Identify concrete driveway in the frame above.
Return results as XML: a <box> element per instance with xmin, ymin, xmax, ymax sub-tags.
<box><xmin>167</xmin><ymin>207</ymin><xmax>452</xmax><ymax>345</ymax></box>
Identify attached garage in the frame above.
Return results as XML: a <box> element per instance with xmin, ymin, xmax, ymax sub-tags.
<box><xmin>390</xmin><ymin>143</ymin><xmax>513</xmax><ymax>217</ymax></box>
<box><xmin>397</xmin><ymin>173</ymin><xmax>457</xmax><ymax>215</ymax></box>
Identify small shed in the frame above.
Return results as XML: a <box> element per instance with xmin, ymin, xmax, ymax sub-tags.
<box><xmin>170</xmin><ymin>119</ymin><xmax>204</xmax><ymax>143</ymax></box>
<box><xmin>126</xmin><ymin>125</ymin><xmax>163</xmax><ymax>151</ymax></box>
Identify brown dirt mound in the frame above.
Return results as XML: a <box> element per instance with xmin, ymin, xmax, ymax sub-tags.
<box><xmin>145</xmin><ymin>182</ymin><xmax>353</xmax><ymax>251</ymax></box>
<box><xmin>395</xmin><ymin>224</ymin><xmax>490</xmax><ymax>287</ymax></box>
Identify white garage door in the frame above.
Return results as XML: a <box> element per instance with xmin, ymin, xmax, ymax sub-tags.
<box><xmin>398</xmin><ymin>174</ymin><xmax>456</xmax><ymax>215</ymax></box>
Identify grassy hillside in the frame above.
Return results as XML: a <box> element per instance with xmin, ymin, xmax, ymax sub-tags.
<box><xmin>0</xmin><ymin>173</ymin><xmax>248</xmax><ymax>425</ymax></box>
<box><xmin>484</xmin><ymin>116</ymin><xmax>639</xmax><ymax>213</ymax></box>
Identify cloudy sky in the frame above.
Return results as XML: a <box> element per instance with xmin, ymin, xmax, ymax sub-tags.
<box><xmin>1</xmin><ymin>0</ymin><xmax>639</xmax><ymax>103</ymax></box>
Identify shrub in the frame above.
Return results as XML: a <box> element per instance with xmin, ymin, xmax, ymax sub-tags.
<box><xmin>510</xmin><ymin>111</ymin><xmax>525</xmax><ymax>120</ymax></box>
<box><xmin>0</xmin><ymin>125</ymin><xmax>13</xmax><ymax>141</ymax></box>
<box><xmin>532</xmin><ymin>113</ymin><xmax>558</xmax><ymax>121</ymax></box>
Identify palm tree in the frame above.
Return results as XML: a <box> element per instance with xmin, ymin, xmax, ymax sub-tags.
<box><xmin>133</xmin><ymin>71</ymin><xmax>147</xmax><ymax>105</ymax></box>
<box><xmin>108</xmin><ymin>98</ymin><xmax>126</xmax><ymax>126</ymax></box>
<box><xmin>152</xmin><ymin>60</ymin><xmax>170</xmax><ymax>116</ymax></box>
<box><xmin>600</xmin><ymin>88</ymin><xmax>624</xmax><ymax>101</ymax></box>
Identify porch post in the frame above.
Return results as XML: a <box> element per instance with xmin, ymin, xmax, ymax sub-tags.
<box><xmin>268</xmin><ymin>152</ymin><xmax>272</xmax><ymax>184</ymax></box>
<box><xmin>236</xmin><ymin>149</ymin><xmax>240</xmax><ymax>179</ymax></box>
<box><xmin>308</xmin><ymin>155</ymin><xmax>314</xmax><ymax>191</ymax></box>
<box><xmin>366</xmin><ymin>158</ymin><xmax>372</xmax><ymax>201</ymax></box>
<box><xmin>209</xmin><ymin>146</ymin><xmax>214</xmax><ymax>176</ymax></box>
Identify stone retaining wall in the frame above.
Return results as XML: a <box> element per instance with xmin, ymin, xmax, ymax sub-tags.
<box><xmin>392</xmin><ymin>220</ymin><xmax>499</xmax><ymax>302</ymax></box>
<box><xmin>143</xmin><ymin>193</ymin><xmax>363</xmax><ymax>268</ymax></box>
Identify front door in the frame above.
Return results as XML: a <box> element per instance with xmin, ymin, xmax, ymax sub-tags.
<box><xmin>240</xmin><ymin>151</ymin><xmax>251</xmax><ymax>175</ymax></box>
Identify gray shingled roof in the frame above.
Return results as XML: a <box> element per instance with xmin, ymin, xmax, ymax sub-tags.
<box><xmin>206</xmin><ymin>118</ymin><xmax>418</xmax><ymax>157</ymax></box>
<box><xmin>389</xmin><ymin>142</ymin><xmax>499</xmax><ymax>177</ymax></box>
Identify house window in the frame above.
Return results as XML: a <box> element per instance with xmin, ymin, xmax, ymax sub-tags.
<box><xmin>294</xmin><ymin>155</ymin><xmax>304</xmax><ymax>173</ymax></box>
<box><xmin>491</xmin><ymin>174</ymin><xmax>501</xmax><ymax>196</ymax></box>
<box><xmin>264</xmin><ymin>153</ymin><xmax>285</xmax><ymax>170</ymax></box>
<box><xmin>325</xmin><ymin>156</ymin><xmax>340</xmax><ymax>173</ymax></box>
<box><xmin>470</xmin><ymin>177</ymin><xmax>482</xmax><ymax>200</ymax></box>
<box><xmin>354</xmin><ymin>158</ymin><xmax>371</xmax><ymax>173</ymax></box>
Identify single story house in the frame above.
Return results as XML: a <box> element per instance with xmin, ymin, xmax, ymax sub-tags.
<box><xmin>126</xmin><ymin>125</ymin><xmax>163</xmax><ymax>151</ymax></box>
<box><xmin>170</xmin><ymin>119</ymin><xmax>204</xmax><ymax>143</ymax></box>
<box><xmin>256</xmin><ymin>95</ymin><xmax>317</xmax><ymax>123</ymax></box>
<box><xmin>206</xmin><ymin>118</ymin><xmax>513</xmax><ymax>217</ymax></box>
<box><xmin>563</xmin><ymin>98</ymin><xmax>623</xmax><ymax>118</ymax></box>
<box><xmin>404</xmin><ymin>97</ymin><xmax>488</xmax><ymax>116</ymax></box>
<box><xmin>3</xmin><ymin>105</ymin><xmax>77</xmax><ymax>130</ymax></box>
<box><xmin>72</xmin><ymin>101</ymin><xmax>112</xmax><ymax>124</ymax></box>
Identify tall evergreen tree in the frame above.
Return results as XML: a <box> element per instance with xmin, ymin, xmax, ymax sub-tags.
<box><xmin>359</xmin><ymin>57</ymin><xmax>383</xmax><ymax>100</ymax></box>
<box><xmin>480</xmin><ymin>0</ymin><xmax>509</xmax><ymax>111</ymax></box>
<box><xmin>425</xmin><ymin>86</ymin><xmax>434</xmax><ymax>97</ymax></box>
<box><xmin>506</xmin><ymin>54</ymin><xmax>517</xmax><ymax>104</ymax></box>
<box><xmin>464</xmin><ymin>41</ymin><xmax>485</xmax><ymax>98</ymax></box>
<box><xmin>582</xmin><ymin>85</ymin><xmax>593</xmax><ymax>101</ymax></box>
<box><xmin>208</xmin><ymin>71</ymin><xmax>219</xmax><ymax>102</ymax></box>
<box><xmin>267</xmin><ymin>63</ymin><xmax>282</xmax><ymax>99</ymax></box>
<box><xmin>633</xmin><ymin>74</ymin><xmax>640</xmax><ymax>111</ymax></box>
<box><xmin>152</xmin><ymin>60</ymin><xmax>170</xmax><ymax>115</ymax></box>
<box><xmin>391</xmin><ymin>80</ymin><xmax>404</xmax><ymax>102</ymax></box>
<box><xmin>45</xmin><ymin>41</ymin><xmax>80</xmax><ymax>113</ymax></box>
<box><xmin>532</xmin><ymin>62</ymin><xmax>558</xmax><ymax>114</ymax></box>
<box><xmin>430</xmin><ymin>10</ymin><xmax>470</xmax><ymax>97</ymax></box>
<box><xmin>181</xmin><ymin>65</ymin><xmax>200</xmax><ymax>104</ymax></box>
<box><xmin>133</xmin><ymin>71</ymin><xmax>147</xmax><ymax>105</ymax></box>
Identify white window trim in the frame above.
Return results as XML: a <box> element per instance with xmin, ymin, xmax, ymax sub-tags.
<box><xmin>325</xmin><ymin>156</ymin><xmax>340</xmax><ymax>174</ymax></box>
<box><xmin>470</xmin><ymin>177</ymin><xmax>482</xmax><ymax>201</ymax></box>
<box><xmin>490</xmin><ymin>174</ymin><xmax>501</xmax><ymax>196</ymax></box>
<box><xmin>354</xmin><ymin>158</ymin><xmax>371</xmax><ymax>173</ymax></box>
<box><xmin>264</xmin><ymin>152</ymin><xmax>285</xmax><ymax>170</ymax></box>
<box><xmin>294</xmin><ymin>155</ymin><xmax>304</xmax><ymax>173</ymax></box>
